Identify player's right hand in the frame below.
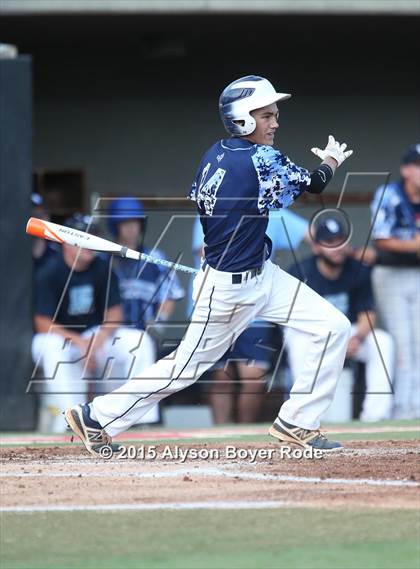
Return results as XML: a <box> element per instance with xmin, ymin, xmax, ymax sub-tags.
<box><xmin>311</xmin><ymin>135</ymin><xmax>353</xmax><ymax>166</ymax></box>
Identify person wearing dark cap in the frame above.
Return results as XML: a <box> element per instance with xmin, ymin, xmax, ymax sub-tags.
<box><xmin>286</xmin><ymin>217</ymin><xmax>395</xmax><ymax>422</ymax></box>
<box><xmin>370</xmin><ymin>144</ymin><xmax>420</xmax><ymax>419</ymax></box>
<box><xmin>32</xmin><ymin>214</ymin><xmax>155</xmax><ymax>432</ymax></box>
<box><xmin>105</xmin><ymin>197</ymin><xmax>185</xmax><ymax>424</ymax></box>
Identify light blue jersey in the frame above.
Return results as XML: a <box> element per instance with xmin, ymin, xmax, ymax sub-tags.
<box><xmin>112</xmin><ymin>247</ymin><xmax>185</xmax><ymax>330</ymax></box>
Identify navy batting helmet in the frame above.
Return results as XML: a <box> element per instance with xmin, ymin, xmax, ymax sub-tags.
<box><xmin>107</xmin><ymin>197</ymin><xmax>146</xmax><ymax>237</ymax></box>
<box><xmin>219</xmin><ymin>75</ymin><xmax>291</xmax><ymax>136</ymax></box>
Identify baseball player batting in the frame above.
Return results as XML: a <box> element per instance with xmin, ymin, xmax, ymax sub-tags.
<box><xmin>65</xmin><ymin>75</ymin><xmax>353</xmax><ymax>454</ymax></box>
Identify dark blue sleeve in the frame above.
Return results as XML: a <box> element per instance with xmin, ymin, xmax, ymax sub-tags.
<box><xmin>34</xmin><ymin>263</ymin><xmax>59</xmax><ymax>318</ymax></box>
<box><xmin>107</xmin><ymin>269</ymin><xmax>121</xmax><ymax>308</ymax></box>
<box><xmin>99</xmin><ymin>263</ymin><xmax>122</xmax><ymax>309</ymax></box>
<box><xmin>94</xmin><ymin>258</ymin><xmax>121</xmax><ymax>313</ymax></box>
<box><xmin>353</xmin><ymin>266</ymin><xmax>375</xmax><ymax>315</ymax></box>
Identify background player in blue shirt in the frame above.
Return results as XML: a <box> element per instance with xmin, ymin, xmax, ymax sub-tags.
<box><xmin>287</xmin><ymin>217</ymin><xmax>395</xmax><ymax>422</ymax></box>
<box><xmin>106</xmin><ymin>197</ymin><xmax>185</xmax><ymax>423</ymax></box>
<box><xmin>66</xmin><ymin>75</ymin><xmax>354</xmax><ymax>454</ymax></box>
<box><xmin>32</xmin><ymin>214</ymin><xmax>156</xmax><ymax>432</ymax></box>
<box><xmin>107</xmin><ymin>197</ymin><xmax>185</xmax><ymax>335</ymax></box>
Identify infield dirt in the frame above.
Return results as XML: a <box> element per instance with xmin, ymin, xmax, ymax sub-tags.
<box><xmin>1</xmin><ymin>440</ymin><xmax>419</xmax><ymax>511</ymax></box>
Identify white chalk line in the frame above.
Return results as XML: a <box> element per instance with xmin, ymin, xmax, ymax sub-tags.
<box><xmin>0</xmin><ymin>466</ymin><xmax>418</xmax><ymax>487</ymax></box>
<box><xmin>2</xmin><ymin>501</ymin><xmax>292</xmax><ymax>513</ymax></box>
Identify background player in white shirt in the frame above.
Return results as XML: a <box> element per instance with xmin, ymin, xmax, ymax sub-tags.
<box><xmin>286</xmin><ymin>217</ymin><xmax>395</xmax><ymax>422</ymax></box>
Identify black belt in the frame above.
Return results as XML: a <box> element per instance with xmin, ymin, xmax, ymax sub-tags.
<box><xmin>202</xmin><ymin>261</ymin><xmax>263</xmax><ymax>284</ymax></box>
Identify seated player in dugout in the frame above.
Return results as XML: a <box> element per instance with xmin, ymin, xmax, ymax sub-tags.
<box><xmin>105</xmin><ymin>197</ymin><xmax>185</xmax><ymax>423</ymax></box>
<box><xmin>286</xmin><ymin>217</ymin><xmax>395</xmax><ymax>422</ymax></box>
<box><xmin>32</xmin><ymin>214</ymin><xmax>156</xmax><ymax>433</ymax></box>
<box><xmin>191</xmin><ymin>211</ymin><xmax>310</xmax><ymax>424</ymax></box>
<box><xmin>65</xmin><ymin>75</ymin><xmax>355</xmax><ymax>454</ymax></box>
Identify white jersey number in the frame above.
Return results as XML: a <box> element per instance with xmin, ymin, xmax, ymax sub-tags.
<box><xmin>197</xmin><ymin>163</ymin><xmax>226</xmax><ymax>216</ymax></box>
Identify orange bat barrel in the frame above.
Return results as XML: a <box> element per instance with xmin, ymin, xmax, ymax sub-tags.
<box><xmin>26</xmin><ymin>217</ymin><xmax>64</xmax><ymax>243</ymax></box>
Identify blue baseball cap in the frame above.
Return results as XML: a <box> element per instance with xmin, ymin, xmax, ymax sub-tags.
<box><xmin>401</xmin><ymin>144</ymin><xmax>420</xmax><ymax>165</ymax></box>
<box><xmin>315</xmin><ymin>217</ymin><xmax>346</xmax><ymax>243</ymax></box>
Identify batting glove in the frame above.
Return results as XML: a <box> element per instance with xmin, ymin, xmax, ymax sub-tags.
<box><xmin>311</xmin><ymin>135</ymin><xmax>353</xmax><ymax>166</ymax></box>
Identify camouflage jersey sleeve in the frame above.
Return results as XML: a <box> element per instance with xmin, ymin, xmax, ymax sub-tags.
<box><xmin>370</xmin><ymin>183</ymin><xmax>417</xmax><ymax>241</ymax></box>
<box><xmin>251</xmin><ymin>145</ymin><xmax>311</xmax><ymax>212</ymax></box>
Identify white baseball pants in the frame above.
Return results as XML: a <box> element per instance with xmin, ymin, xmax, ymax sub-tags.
<box><xmin>92</xmin><ymin>260</ymin><xmax>351</xmax><ymax>436</ymax></box>
<box><xmin>372</xmin><ymin>266</ymin><xmax>420</xmax><ymax>419</ymax></box>
<box><xmin>32</xmin><ymin>326</ymin><xmax>156</xmax><ymax>432</ymax></box>
<box><xmin>286</xmin><ymin>324</ymin><xmax>395</xmax><ymax>422</ymax></box>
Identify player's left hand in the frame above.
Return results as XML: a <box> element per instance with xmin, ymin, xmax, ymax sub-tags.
<box><xmin>346</xmin><ymin>335</ymin><xmax>363</xmax><ymax>358</ymax></box>
<box><xmin>311</xmin><ymin>135</ymin><xmax>353</xmax><ymax>166</ymax></box>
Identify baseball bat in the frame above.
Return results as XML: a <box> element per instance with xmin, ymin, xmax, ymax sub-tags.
<box><xmin>26</xmin><ymin>217</ymin><xmax>199</xmax><ymax>275</ymax></box>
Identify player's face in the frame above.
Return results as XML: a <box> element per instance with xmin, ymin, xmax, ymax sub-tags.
<box><xmin>400</xmin><ymin>163</ymin><xmax>420</xmax><ymax>190</ymax></box>
<box><xmin>62</xmin><ymin>243</ymin><xmax>96</xmax><ymax>271</ymax></box>
<box><xmin>248</xmin><ymin>103</ymin><xmax>279</xmax><ymax>146</ymax></box>
<box><xmin>117</xmin><ymin>219</ymin><xmax>142</xmax><ymax>248</ymax></box>
<box><xmin>317</xmin><ymin>239</ymin><xmax>348</xmax><ymax>268</ymax></box>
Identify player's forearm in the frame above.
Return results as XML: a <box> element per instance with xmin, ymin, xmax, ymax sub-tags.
<box><xmin>306</xmin><ymin>163</ymin><xmax>334</xmax><ymax>194</ymax></box>
<box><xmin>194</xmin><ymin>245</ymin><xmax>205</xmax><ymax>259</ymax></box>
<box><xmin>322</xmin><ymin>156</ymin><xmax>338</xmax><ymax>173</ymax></box>
<box><xmin>160</xmin><ymin>300</ymin><xmax>176</xmax><ymax>319</ymax></box>
<box><xmin>97</xmin><ymin>305</ymin><xmax>124</xmax><ymax>343</ymax></box>
<box><xmin>103</xmin><ymin>304</ymin><xmax>123</xmax><ymax>325</ymax></box>
<box><xmin>374</xmin><ymin>237</ymin><xmax>420</xmax><ymax>254</ymax></box>
<box><xmin>355</xmin><ymin>311</ymin><xmax>376</xmax><ymax>340</ymax></box>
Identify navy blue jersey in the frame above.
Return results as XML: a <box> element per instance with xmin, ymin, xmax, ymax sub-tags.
<box><xmin>188</xmin><ymin>138</ymin><xmax>311</xmax><ymax>272</ymax></box>
<box><xmin>33</xmin><ymin>243</ymin><xmax>59</xmax><ymax>273</ymax></box>
<box><xmin>111</xmin><ymin>248</ymin><xmax>185</xmax><ymax>330</ymax></box>
<box><xmin>34</xmin><ymin>254</ymin><xmax>121</xmax><ymax>329</ymax></box>
<box><xmin>288</xmin><ymin>257</ymin><xmax>374</xmax><ymax>323</ymax></box>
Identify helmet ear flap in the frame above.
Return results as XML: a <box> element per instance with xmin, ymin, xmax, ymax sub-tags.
<box><xmin>231</xmin><ymin>113</ymin><xmax>256</xmax><ymax>136</ymax></box>
<box><xmin>243</xmin><ymin>114</ymin><xmax>256</xmax><ymax>136</ymax></box>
